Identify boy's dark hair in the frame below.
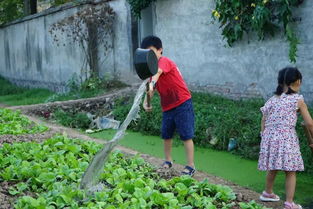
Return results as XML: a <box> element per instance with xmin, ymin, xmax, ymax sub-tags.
<box><xmin>140</xmin><ymin>35</ymin><xmax>163</xmax><ymax>50</ymax></box>
<box><xmin>275</xmin><ymin>67</ymin><xmax>302</xmax><ymax>95</ymax></box>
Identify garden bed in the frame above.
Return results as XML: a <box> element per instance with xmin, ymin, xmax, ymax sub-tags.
<box><xmin>3</xmin><ymin>88</ymin><xmax>312</xmax><ymax>208</ymax></box>
<box><xmin>0</xmin><ymin>107</ymin><xmax>285</xmax><ymax>208</ymax></box>
<box><xmin>0</xmin><ymin>134</ymin><xmax>272</xmax><ymax>209</ymax></box>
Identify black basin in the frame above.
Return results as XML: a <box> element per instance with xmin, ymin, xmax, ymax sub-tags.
<box><xmin>134</xmin><ymin>48</ymin><xmax>158</xmax><ymax>80</ymax></box>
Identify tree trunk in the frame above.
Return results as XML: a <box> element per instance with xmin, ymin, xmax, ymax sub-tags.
<box><xmin>87</xmin><ymin>21</ymin><xmax>99</xmax><ymax>78</ymax></box>
<box><xmin>24</xmin><ymin>0</ymin><xmax>37</xmax><ymax>15</ymax></box>
<box><xmin>30</xmin><ymin>0</ymin><xmax>37</xmax><ymax>14</ymax></box>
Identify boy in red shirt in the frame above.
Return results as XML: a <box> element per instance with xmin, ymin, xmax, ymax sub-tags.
<box><xmin>141</xmin><ymin>36</ymin><xmax>195</xmax><ymax>176</ymax></box>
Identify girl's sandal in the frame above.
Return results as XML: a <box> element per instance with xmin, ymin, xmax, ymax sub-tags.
<box><xmin>161</xmin><ymin>161</ymin><xmax>173</xmax><ymax>169</ymax></box>
<box><xmin>259</xmin><ymin>191</ymin><xmax>280</xmax><ymax>202</ymax></box>
<box><xmin>284</xmin><ymin>202</ymin><xmax>302</xmax><ymax>209</ymax></box>
<box><xmin>181</xmin><ymin>165</ymin><xmax>196</xmax><ymax>176</ymax></box>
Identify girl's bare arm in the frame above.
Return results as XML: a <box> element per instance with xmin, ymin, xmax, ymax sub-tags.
<box><xmin>261</xmin><ymin>115</ymin><xmax>265</xmax><ymax>133</ymax></box>
<box><xmin>299</xmin><ymin>99</ymin><xmax>313</xmax><ymax>137</ymax></box>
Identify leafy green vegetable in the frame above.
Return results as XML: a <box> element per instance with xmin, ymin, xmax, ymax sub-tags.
<box><xmin>0</xmin><ymin>135</ymin><xmax>268</xmax><ymax>208</ymax></box>
<box><xmin>0</xmin><ymin>108</ymin><xmax>48</xmax><ymax>135</ymax></box>
<box><xmin>240</xmin><ymin>200</ymin><xmax>271</xmax><ymax>209</ymax></box>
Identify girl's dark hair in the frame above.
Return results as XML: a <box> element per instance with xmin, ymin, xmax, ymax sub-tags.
<box><xmin>274</xmin><ymin>67</ymin><xmax>302</xmax><ymax>96</ymax></box>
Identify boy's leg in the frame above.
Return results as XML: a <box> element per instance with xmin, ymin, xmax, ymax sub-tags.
<box><xmin>183</xmin><ymin>139</ymin><xmax>194</xmax><ymax>168</ymax></box>
<box><xmin>174</xmin><ymin>99</ymin><xmax>195</xmax><ymax>169</ymax></box>
<box><xmin>265</xmin><ymin>170</ymin><xmax>278</xmax><ymax>194</ymax></box>
<box><xmin>285</xmin><ymin>171</ymin><xmax>296</xmax><ymax>203</ymax></box>
<box><xmin>162</xmin><ymin>110</ymin><xmax>175</xmax><ymax>167</ymax></box>
<box><xmin>164</xmin><ymin>139</ymin><xmax>173</xmax><ymax>166</ymax></box>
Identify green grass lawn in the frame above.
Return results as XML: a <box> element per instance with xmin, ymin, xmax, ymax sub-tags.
<box><xmin>90</xmin><ymin>129</ymin><xmax>313</xmax><ymax>206</ymax></box>
<box><xmin>0</xmin><ymin>88</ymin><xmax>54</xmax><ymax>106</ymax></box>
<box><xmin>0</xmin><ymin>76</ymin><xmax>109</xmax><ymax>106</ymax></box>
<box><xmin>0</xmin><ymin>86</ymin><xmax>107</xmax><ymax>106</ymax></box>
<box><xmin>0</xmin><ymin>76</ymin><xmax>53</xmax><ymax>105</ymax></box>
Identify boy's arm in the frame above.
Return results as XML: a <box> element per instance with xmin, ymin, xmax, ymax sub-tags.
<box><xmin>143</xmin><ymin>68</ymin><xmax>163</xmax><ymax>111</ymax></box>
<box><xmin>148</xmin><ymin>68</ymin><xmax>163</xmax><ymax>97</ymax></box>
<box><xmin>143</xmin><ymin>94</ymin><xmax>152</xmax><ymax>112</ymax></box>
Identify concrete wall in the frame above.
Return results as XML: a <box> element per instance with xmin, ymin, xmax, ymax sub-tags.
<box><xmin>153</xmin><ymin>0</ymin><xmax>313</xmax><ymax>102</ymax></box>
<box><xmin>1</xmin><ymin>0</ymin><xmax>312</xmax><ymax>102</ymax></box>
<box><xmin>0</xmin><ymin>0</ymin><xmax>135</xmax><ymax>92</ymax></box>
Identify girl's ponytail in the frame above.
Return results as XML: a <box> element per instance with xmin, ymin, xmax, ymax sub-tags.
<box><xmin>274</xmin><ymin>68</ymin><xmax>287</xmax><ymax>96</ymax></box>
<box><xmin>275</xmin><ymin>84</ymin><xmax>284</xmax><ymax>96</ymax></box>
<box><xmin>274</xmin><ymin>67</ymin><xmax>302</xmax><ymax>96</ymax></box>
<box><xmin>286</xmin><ymin>86</ymin><xmax>297</xmax><ymax>95</ymax></box>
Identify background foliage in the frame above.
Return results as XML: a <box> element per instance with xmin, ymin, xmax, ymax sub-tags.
<box><xmin>113</xmin><ymin>92</ymin><xmax>313</xmax><ymax>175</ymax></box>
<box><xmin>51</xmin><ymin>0</ymin><xmax>73</xmax><ymax>6</ymax></box>
<box><xmin>126</xmin><ymin>0</ymin><xmax>302</xmax><ymax>63</ymax></box>
<box><xmin>0</xmin><ymin>0</ymin><xmax>73</xmax><ymax>25</ymax></box>
<box><xmin>126</xmin><ymin>0</ymin><xmax>155</xmax><ymax>18</ymax></box>
<box><xmin>0</xmin><ymin>0</ymin><xmax>24</xmax><ymax>25</ymax></box>
<box><xmin>212</xmin><ymin>0</ymin><xmax>303</xmax><ymax>63</ymax></box>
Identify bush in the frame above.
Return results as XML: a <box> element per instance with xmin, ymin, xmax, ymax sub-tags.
<box><xmin>0</xmin><ymin>76</ymin><xmax>25</xmax><ymax>96</ymax></box>
<box><xmin>46</xmin><ymin>76</ymin><xmax>128</xmax><ymax>103</ymax></box>
<box><xmin>113</xmin><ymin>92</ymin><xmax>313</xmax><ymax>174</ymax></box>
<box><xmin>0</xmin><ymin>0</ymin><xmax>23</xmax><ymax>25</ymax></box>
<box><xmin>52</xmin><ymin>0</ymin><xmax>73</xmax><ymax>6</ymax></box>
<box><xmin>53</xmin><ymin>109</ymin><xmax>90</xmax><ymax>129</ymax></box>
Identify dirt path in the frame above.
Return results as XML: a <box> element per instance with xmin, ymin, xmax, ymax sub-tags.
<box><xmin>0</xmin><ymin>103</ymin><xmax>8</xmax><ymax>108</ymax></box>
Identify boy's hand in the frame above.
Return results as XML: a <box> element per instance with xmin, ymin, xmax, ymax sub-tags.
<box><xmin>310</xmin><ymin>144</ymin><xmax>313</xmax><ymax>148</ymax></box>
<box><xmin>143</xmin><ymin>81</ymin><xmax>155</xmax><ymax>112</ymax></box>
<box><xmin>143</xmin><ymin>102</ymin><xmax>152</xmax><ymax>112</ymax></box>
<box><xmin>147</xmin><ymin>82</ymin><xmax>154</xmax><ymax>98</ymax></box>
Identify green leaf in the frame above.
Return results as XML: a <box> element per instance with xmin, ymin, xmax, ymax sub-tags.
<box><xmin>8</xmin><ymin>188</ymin><xmax>20</xmax><ymax>195</ymax></box>
<box><xmin>37</xmin><ymin>172</ymin><xmax>56</xmax><ymax>183</ymax></box>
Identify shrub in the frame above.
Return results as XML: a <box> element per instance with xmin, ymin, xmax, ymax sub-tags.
<box><xmin>53</xmin><ymin>109</ymin><xmax>90</xmax><ymax>129</ymax></box>
<box><xmin>0</xmin><ymin>76</ymin><xmax>25</xmax><ymax>96</ymax></box>
<box><xmin>113</xmin><ymin>92</ymin><xmax>313</xmax><ymax>174</ymax></box>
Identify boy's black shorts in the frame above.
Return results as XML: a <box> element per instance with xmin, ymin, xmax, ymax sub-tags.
<box><xmin>161</xmin><ymin>99</ymin><xmax>195</xmax><ymax>140</ymax></box>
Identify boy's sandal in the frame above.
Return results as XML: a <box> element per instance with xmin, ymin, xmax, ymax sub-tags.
<box><xmin>259</xmin><ymin>191</ymin><xmax>280</xmax><ymax>202</ymax></box>
<box><xmin>161</xmin><ymin>161</ymin><xmax>173</xmax><ymax>169</ymax></box>
<box><xmin>284</xmin><ymin>202</ymin><xmax>302</xmax><ymax>209</ymax></box>
<box><xmin>181</xmin><ymin>165</ymin><xmax>196</xmax><ymax>176</ymax></box>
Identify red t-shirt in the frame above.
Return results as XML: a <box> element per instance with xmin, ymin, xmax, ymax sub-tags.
<box><xmin>156</xmin><ymin>56</ymin><xmax>191</xmax><ymax>112</ymax></box>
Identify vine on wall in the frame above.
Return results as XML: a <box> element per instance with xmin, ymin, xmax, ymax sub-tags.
<box><xmin>126</xmin><ymin>0</ymin><xmax>155</xmax><ymax>18</ymax></box>
<box><xmin>127</xmin><ymin>0</ymin><xmax>303</xmax><ymax>63</ymax></box>
<box><xmin>49</xmin><ymin>3</ymin><xmax>115</xmax><ymax>80</ymax></box>
<box><xmin>212</xmin><ymin>0</ymin><xmax>303</xmax><ymax>63</ymax></box>
<box><xmin>0</xmin><ymin>0</ymin><xmax>23</xmax><ymax>25</ymax></box>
